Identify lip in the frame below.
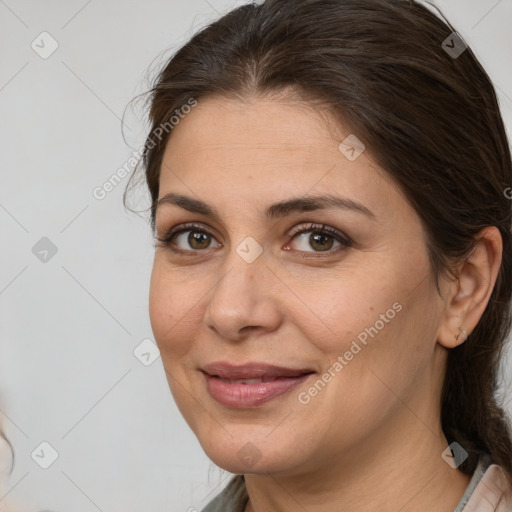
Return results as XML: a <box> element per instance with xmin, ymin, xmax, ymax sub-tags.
<box><xmin>201</xmin><ymin>362</ymin><xmax>315</xmax><ymax>408</ymax></box>
<box><xmin>202</xmin><ymin>362</ymin><xmax>314</xmax><ymax>380</ymax></box>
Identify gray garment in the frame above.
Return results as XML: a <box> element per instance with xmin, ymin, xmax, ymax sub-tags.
<box><xmin>453</xmin><ymin>453</ymin><xmax>492</xmax><ymax>512</ymax></box>
<box><xmin>200</xmin><ymin>454</ymin><xmax>491</xmax><ymax>512</ymax></box>
<box><xmin>201</xmin><ymin>474</ymin><xmax>248</xmax><ymax>512</ymax></box>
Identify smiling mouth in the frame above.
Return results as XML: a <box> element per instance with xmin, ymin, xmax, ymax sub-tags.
<box><xmin>201</xmin><ymin>362</ymin><xmax>315</xmax><ymax>408</ymax></box>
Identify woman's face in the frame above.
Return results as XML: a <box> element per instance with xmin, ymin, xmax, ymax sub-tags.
<box><xmin>149</xmin><ymin>94</ymin><xmax>450</xmax><ymax>475</ymax></box>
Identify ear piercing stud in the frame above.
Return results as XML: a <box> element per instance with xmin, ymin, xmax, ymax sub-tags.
<box><xmin>455</xmin><ymin>328</ymin><xmax>468</xmax><ymax>342</ymax></box>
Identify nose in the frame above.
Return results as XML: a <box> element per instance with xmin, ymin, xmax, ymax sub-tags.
<box><xmin>203</xmin><ymin>246</ymin><xmax>282</xmax><ymax>341</ymax></box>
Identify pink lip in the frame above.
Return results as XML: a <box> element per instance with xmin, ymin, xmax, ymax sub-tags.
<box><xmin>202</xmin><ymin>362</ymin><xmax>314</xmax><ymax>379</ymax></box>
<box><xmin>201</xmin><ymin>362</ymin><xmax>315</xmax><ymax>408</ymax></box>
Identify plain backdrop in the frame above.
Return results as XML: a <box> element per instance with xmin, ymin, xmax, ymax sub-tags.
<box><xmin>0</xmin><ymin>0</ymin><xmax>511</xmax><ymax>511</ymax></box>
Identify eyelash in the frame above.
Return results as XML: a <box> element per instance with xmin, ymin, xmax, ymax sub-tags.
<box><xmin>155</xmin><ymin>222</ymin><xmax>352</xmax><ymax>258</ymax></box>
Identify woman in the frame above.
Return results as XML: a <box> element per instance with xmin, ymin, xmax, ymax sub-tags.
<box><xmin>126</xmin><ymin>0</ymin><xmax>512</xmax><ymax>510</ymax></box>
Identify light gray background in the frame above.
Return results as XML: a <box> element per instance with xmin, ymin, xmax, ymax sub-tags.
<box><xmin>0</xmin><ymin>0</ymin><xmax>511</xmax><ymax>511</ymax></box>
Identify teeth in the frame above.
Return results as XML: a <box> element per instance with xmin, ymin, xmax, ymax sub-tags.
<box><xmin>220</xmin><ymin>377</ymin><xmax>280</xmax><ymax>384</ymax></box>
<box><xmin>230</xmin><ymin>378</ymin><xmax>264</xmax><ymax>384</ymax></box>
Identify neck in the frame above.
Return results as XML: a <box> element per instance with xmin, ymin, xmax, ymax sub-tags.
<box><xmin>243</xmin><ymin>413</ymin><xmax>471</xmax><ymax>512</ymax></box>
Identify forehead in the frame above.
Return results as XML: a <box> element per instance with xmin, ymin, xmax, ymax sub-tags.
<box><xmin>156</xmin><ymin>94</ymin><xmax>408</xmax><ymax>224</ymax></box>
<box><xmin>161</xmin><ymin>94</ymin><xmax>378</xmax><ymax>182</ymax></box>
<box><xmin>175</xmin><ymin>93</ymin><xmax>335</xmax><ymax>138</ymax></box>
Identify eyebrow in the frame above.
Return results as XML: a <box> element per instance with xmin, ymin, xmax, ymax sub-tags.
<box><xmin>154</xmin><ymin>192</ymin><xmax>376</xmax><ymax>221</ymax></box>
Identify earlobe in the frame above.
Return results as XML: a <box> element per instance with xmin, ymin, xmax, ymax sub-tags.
<box><xmin>436</xmin><ymin>226</ymin><xmax>502</xmax><ymax>350</ymax></box>
<box><xmin>454</xmin><ymin>328</ymin><xmax>468</xmax><ymax>343</ymax></box>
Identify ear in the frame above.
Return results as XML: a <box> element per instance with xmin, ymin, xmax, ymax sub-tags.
<box><xmin>437</xmin><ymin>226</ymin><xmax>502</xmax><ymax>349</ymax></box>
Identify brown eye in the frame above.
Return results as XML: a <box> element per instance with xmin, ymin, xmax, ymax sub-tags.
<box><xmin>157</xmin><ymin>224</ymin><xmax>221</xmax><ymax>252</ymax></box>
<box><xmin>186</xmin><ymin>231</ymin><xmax>212</xmax><ymax>250</ymax></box>
<box><xmin>156</xmin><ymin>221</ymin><xmax>351</xmax><ymax>257</ymax></box>
<box><xmin>287</xmin><ymin>223</ymin><xmax>351</xmax><ymax>255</ymax></box>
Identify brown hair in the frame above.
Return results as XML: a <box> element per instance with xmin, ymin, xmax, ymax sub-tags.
<box><xmin>125</xmin><ymin>0</ymin><xmax>512</xmax><ymax>483</ymax></box>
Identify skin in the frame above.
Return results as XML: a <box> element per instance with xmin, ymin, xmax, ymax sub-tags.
<box><xmin>149</xmin><ymin>92</ymin><xmax>502</xmax><ymax>512</ymax></box>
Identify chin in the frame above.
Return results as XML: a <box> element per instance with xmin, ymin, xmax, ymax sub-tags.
<box><xmin>198</xmin><ymin>431</ymin><xmax>306</xmax><ymax>476</ymax></box>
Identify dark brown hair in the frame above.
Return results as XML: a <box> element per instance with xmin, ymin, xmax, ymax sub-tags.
<box><xmin>125</xmin><ymin>0</ymin><xmax>512</xmax><ymax>483</ymax></box>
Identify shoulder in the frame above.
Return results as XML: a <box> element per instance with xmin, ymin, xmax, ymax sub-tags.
<box><xmin>200</xmin><ymin>474</ymin><xmax>248</xmax><ymax>512</ymax></box>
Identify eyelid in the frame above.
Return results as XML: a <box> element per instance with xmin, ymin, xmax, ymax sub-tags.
<box><xmin>284</xmin><ymin>223</ymin><xmax>351</xmax><ymax>257</ymax></box>
<box><xmin>155</xmin><ymin>221</ymin><xmax>352</xmax><ymax>256</ymax></box>
<box><xmin>288</xmin><ymin>223</ymin><xmax>351</xmax><ymax>245</ymax></box>
<box><xmin>155</xmin><ymin>222</ymin><xmax>220</xmax><ymax>250</ymax></box>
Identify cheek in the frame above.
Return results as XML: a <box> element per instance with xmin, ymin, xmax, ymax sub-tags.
<box><xmin>148</xmin><ymin>266</ymin><xmax>167</xmax><ymax>341</ymax></box>
<box><xmin>148</xmin><ymin>263</ymin><xmax>195</xmax><ymax>358</ymax></box>
<box><xmin>302</xmin><ymin>252</ymin><xmax>436</xmax><ymax>387</ymax></box>
<box><xmin>294</xmin><ymin>263</ymin><xmax>402</xmax><ymax>355</ymax></box>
